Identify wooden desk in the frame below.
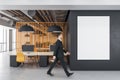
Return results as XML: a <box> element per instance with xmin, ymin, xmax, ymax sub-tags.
<box><xmin>10</xmin><ymin>51</ymin><xmax>67</xmax><ymax>56</ymax></box>
<box><xmin>35</xmin><ymin>48</ymin><xmax>50</xmax><ymax>52</ymax></box>
<box><xmin>23</xmin><ymin>52</ymin><xmax>53</xmax><ymax>67</ymax></box>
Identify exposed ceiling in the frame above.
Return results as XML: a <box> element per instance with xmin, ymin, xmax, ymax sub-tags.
<box><xmin>0</xmin><ymin>10</ymin><xmax>69</xmax><ymax>28</ymax></box>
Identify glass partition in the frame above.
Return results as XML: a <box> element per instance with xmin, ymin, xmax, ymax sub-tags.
<box><xmin>0</xmin><ymin>25</ymin><xmax>16</xmax><ymax>52</ymax></box>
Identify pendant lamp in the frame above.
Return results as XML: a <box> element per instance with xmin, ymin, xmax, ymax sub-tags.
<box><xmin>19</xmin><ymin>24</ymin><xmax>34</xmax><ymax>32</ymax></box>
<box><xmin>47</xmin><ymin>25</ymin><xmax>62</xmax><ymax>33</ymax></box>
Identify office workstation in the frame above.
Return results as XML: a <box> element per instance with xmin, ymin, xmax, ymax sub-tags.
<box><xmin>10</xmin><ymin>21</ymin><xmax>68</xmax><ymax>67</ymax></box>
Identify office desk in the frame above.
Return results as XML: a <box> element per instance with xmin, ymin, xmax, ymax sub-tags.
<box><xmin>10</xmin><ymin>51</ymin><xmax>67</xmax><ymax>67</ymax></box>
<box><xmin>23</xmin><ymin>52</ymin><xmax>54</xmax><ymax>67</ymax></box>
<box><xmin>36</xmin><ymin>48</ymin><xmax>50</xmax><ymax>52</ymax></box>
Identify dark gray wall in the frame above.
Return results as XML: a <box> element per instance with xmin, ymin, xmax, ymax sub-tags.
<box><xmin>68</xmin><ymin>10</ymin><xmax>120</xmax><ymax>70</ymax></box>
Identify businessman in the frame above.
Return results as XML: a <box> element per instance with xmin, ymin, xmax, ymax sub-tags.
<box><xmin>47</xmin><ymin>33</ymin><xmax>73</xmax><ymax>77</ymax></box>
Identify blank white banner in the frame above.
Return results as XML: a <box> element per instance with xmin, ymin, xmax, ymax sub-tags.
<box><xmin>77</xmin><ymin>16</ymin><xmax>110</xmax><ymax>60</ymax></box>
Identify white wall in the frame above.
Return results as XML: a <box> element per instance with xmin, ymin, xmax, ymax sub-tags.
<box><xmin>0</xmin><ymin>0</ymin><xmax>120</xmax><ymax>5</ymax></box>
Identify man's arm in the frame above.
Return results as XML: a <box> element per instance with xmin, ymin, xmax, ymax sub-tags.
<box><xmin>63</xmin><ymin>49</ymin><xmax>68</xmax><ymax>53</ymax></box>
<box><xmin>53</xmin><ymin>41</ymin><xmax>59</xmax><ymax>56</ymax></box>
<box><xmin>63</xmin><ymin>48</ymin><xmax>70</xmax><ymax>55</ymax></box>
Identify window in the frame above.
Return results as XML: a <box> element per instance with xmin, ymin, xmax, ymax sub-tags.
<box><xmin>0</xmin><ymin>25</ymin><xmax>16</xmax><ymax>52</ymax></box>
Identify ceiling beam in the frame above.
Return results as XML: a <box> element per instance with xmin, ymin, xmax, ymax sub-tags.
<box><xmin>37</xmin><ymin>10</ymin><xmax>49</xmax><ymax>22</ymax></box>
<box><xmin>22</xmin><ymin>10</ymin><xmax>37</xmax><ymax>22</ymax></box>
<box><xmin>50</xmin><ymin>10</ymin><xmax>57</xmax><ymax>22</ymax></box>
<box><xmin>45</xmin><ymin>10</ymin><xmax>53</xmax><ymax>22</ymax></box>
<box><xmin>64</xmin><ymin>10</ymin><xmax>70</xmax><ymax>22</ymax></box>
<box><xmin>0</xmin><ymin>11</ymin><xmax>19</xmax><ymax>21</ymax></box>
<box><xmin>18</xmin><ymin>10</ymin><xmax>34</xmax><ymax>22</ymax></box>
<box><xmin>27</xmin><ymin>10</ymin><xmax>44</xmax><ymax>22</ymax></box>
<box><xmin>41</xmin><ymin>10</ymin><xmax>50</xmax><ymax>22</ymax></box>
<box><xmin>7</xmin><ymin>10</ymin><xmax>34</xmax><ymax>22</ymax></box>
<box><xmin>0</xmin><ymin>18</ymin><xmax>15</xmax><ymax>28</ymax></box>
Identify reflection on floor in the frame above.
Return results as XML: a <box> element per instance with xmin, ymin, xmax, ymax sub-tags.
<box><xmin>0</xmin><ymin>51</ymin><xmax>120</xmax><ymax>80</ymax></box>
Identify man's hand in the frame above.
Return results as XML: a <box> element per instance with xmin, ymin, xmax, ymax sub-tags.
<box><xmin>66</xmin><ymin>52</ymin><xmax>71</xmax><ymax>55</ymax></box>
<box><xmin>53</xmin><ymin>56</ymin><xmax>56</xmax><ymax>60</ymax></box>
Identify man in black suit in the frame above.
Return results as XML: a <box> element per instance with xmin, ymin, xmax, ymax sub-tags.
<box><xmin>47</xmin><ymin>33</ymin><xmax>73</xmax><ymax>77</ymax></box>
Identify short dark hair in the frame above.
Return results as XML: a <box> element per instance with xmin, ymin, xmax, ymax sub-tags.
<box><xmin>56</xmin><ymin>33</ymin><xmax>62</xmax><ymax>37</ymax></box>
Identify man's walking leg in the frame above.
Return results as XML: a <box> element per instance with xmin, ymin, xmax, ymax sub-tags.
<box><xmin>59</xmin><ymin>58</ymin><xmax>73</xmax><ymax>77</ymax></box>
<box><xmin>59</xmin><ymin>58</ymin><xmax>69</xmax><ymax>75</ymax></box>
<box><xmin>47</xmin><ymin>58</ymin><xmax>58</xmax><ymax>76</ymax></box>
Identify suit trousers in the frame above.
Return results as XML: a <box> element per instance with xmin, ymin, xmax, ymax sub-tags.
<box><xmin>47</xmin><ymin>57</ymin><xmax>69</xmax><ymax>76</ymax></box>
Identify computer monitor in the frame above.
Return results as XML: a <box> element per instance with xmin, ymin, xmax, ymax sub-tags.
<box><xmin>22</xmin><ymin>45</ymin><xmax>34</xmax><ymax>51</ymax></box>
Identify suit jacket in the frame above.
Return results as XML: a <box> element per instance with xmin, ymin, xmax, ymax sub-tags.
<box><xmin>53</xmin><ymin>39</ymin><xmax>67</xmax><ymax>58</ymax></box>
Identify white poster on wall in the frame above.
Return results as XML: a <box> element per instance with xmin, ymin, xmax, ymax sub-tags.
<box><xmin>77</xmin><ymin>16</ymin><xmax>110</xmax><ymax>60</ymax></box>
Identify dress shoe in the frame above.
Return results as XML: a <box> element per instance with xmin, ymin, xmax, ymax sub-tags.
<box><xmin>67</xmin><ymin>73</ymin><xmax>74</xmax><ymax>77</ymax></box>
<box><xmin>47</xmin><ymin>72</ymin><xmax>54</xmax><ymax>76</ymax></box>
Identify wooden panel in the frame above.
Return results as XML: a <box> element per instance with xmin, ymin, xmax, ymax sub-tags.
<box><xmin>16</xmin><ymin>22</ymin><xmax>67</xmax><ymax>52</ymax></box>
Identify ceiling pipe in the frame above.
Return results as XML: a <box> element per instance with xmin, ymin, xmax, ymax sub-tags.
<box><xmin>8</xmin><ymin>20</ymin><xmax>16</xmax><ymax>27</ymax></box>
<box><xmin>21</xmin><ymin>10</ymin><xmax>36</xmax><ymax>22</ymax></box>
<box><xmin>0</xmin><ymin>11</ymin><xmax>18</xmax><ymax>21</ymax></box>
<box><xmin>27</xmin><ymin>10</ymin><xmax>36</xmax><ymax>17</ymax></box>
<box><xmin>0</xmin><ymin>18</ymin><xmax>14</xmax><ymax>28</ymax></box>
